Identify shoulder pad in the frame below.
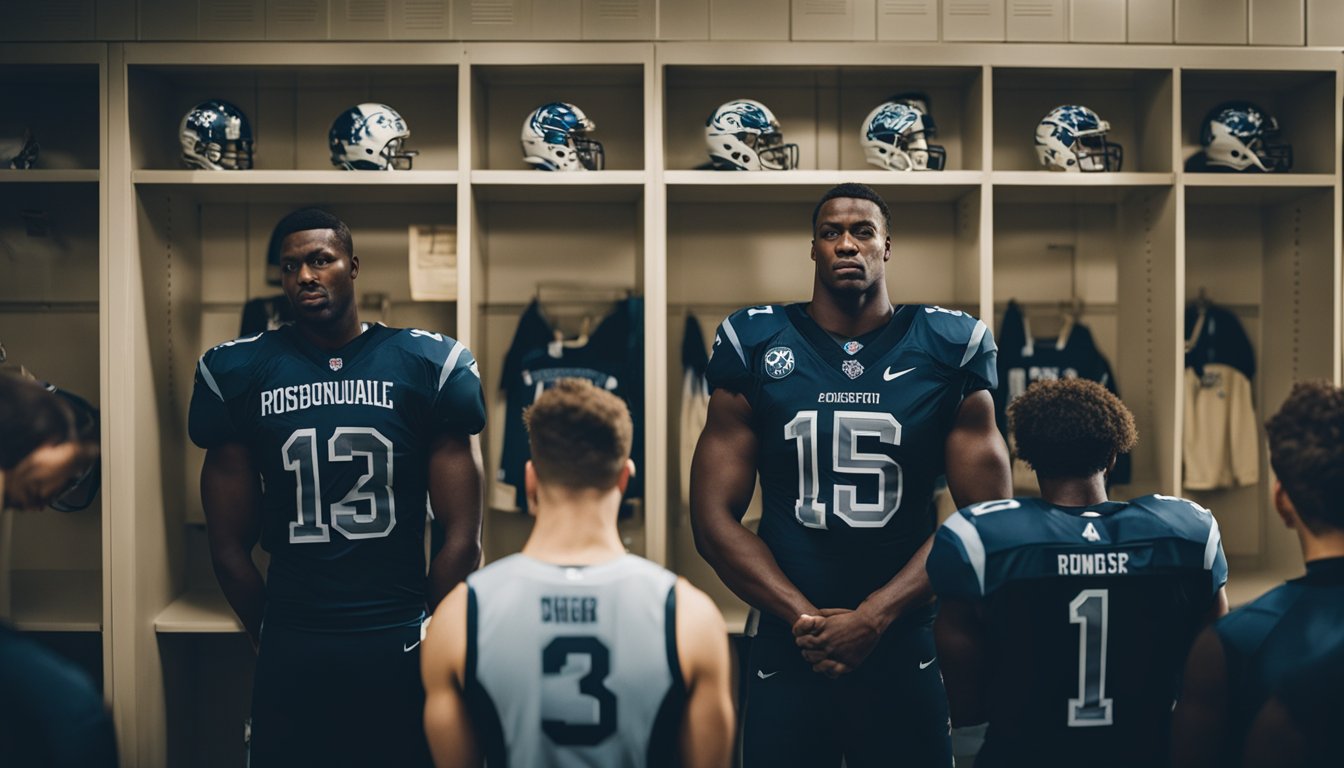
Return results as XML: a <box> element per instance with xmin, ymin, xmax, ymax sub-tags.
<box><xmin>914</xmin><ymin>305</ymin><xmax>994</xmax><ymax>369</ymax></box>
<box><xmin>714</xmin><ymin>304</ymin><xmax>791</xmax><ymax>366</ymax></box>
<box><xmin>197</xmin><ymin>331</ymin><xmax>273</xmax><ymax>395</ymax></box>
<box><xmin>1130</xmin><ymin>494</ymin><xmax>1218</xmax><ymax>541</ymax></box>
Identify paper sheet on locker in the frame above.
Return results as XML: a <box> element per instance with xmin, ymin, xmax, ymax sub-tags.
<box><xmin>408</xmin><ymin>225</ymin><xmax>457</xmax><ymax>301</ymax></box>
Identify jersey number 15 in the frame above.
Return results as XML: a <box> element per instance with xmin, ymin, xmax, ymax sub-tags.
<box><xmin>784</xmin><ymin>410</ymin><xmax>904</xmax><ymax>529</ymax></box>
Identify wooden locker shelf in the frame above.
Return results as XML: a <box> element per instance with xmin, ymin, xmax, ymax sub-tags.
<box><xmin>0</xmin><ymin>170</ymin><xmax>99</xmax><ymax>183</ymax></box>
<box><xmin>7</xmin><ymin>569</ymin><xmax>102</xmax><ymax>632</ymax></box>
<box><xmin>991</xmin><ymin>171</ymin><xmax>1176</xmax><ymax>186</ymax></box>
<box><xmin>153</xmin><ymin>586</ymin><xmax>244</xmax><ymax>634</ymax></box>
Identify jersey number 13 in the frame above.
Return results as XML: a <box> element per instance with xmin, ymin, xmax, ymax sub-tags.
<box><xmin>282</xmin><ymin>427</ymin><xmax>396</xmax><ymax>543</ymax></box>
<box><xmin>784</xmin><ymin>410</ymin><xmax>904</xmax><ymax>529</ymax></box>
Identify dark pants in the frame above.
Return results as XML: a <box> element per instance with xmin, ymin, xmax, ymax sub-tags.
<box><xmin>249</xmin><ymin>621</ymin><xmax>431</xmax><ymax>768</ymax></box>
<box><xmin>742</xmin><ymin>621</ymin><xmax>952</xmax><ymax>768</ymax></box>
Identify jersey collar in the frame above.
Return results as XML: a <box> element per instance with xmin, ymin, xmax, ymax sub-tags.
<box><xmin>281</xmin><ymin>322</ymin><xmax>391</xmax><ymax>374</ymax></box>
<box><xmin>786</xmin><ymin>303</ymin><xmax>914</xmax><ymax>376</ymax></box>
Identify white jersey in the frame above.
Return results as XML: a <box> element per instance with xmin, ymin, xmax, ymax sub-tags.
<box><xmin>465</xmin><ymin>554</ymin><xmax>683</xmax><ymax>767</ymax></box>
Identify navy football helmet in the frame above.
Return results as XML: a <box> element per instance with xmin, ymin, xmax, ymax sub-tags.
<box><xmin>180</xmin><ymin>100</ymin><xmax>253</xmax><ymax>170</ymax></box>
<box><xmin>705</xmin><ymin>99</ymin><xmax>798</xmax><ymax>171</ymax></box>
<box><xmin>1200</xmin><ymin>102</ymin><xmax>1291</xmax><ymax>172</ymax></box>
<box><xmin>862</xmin><ymin>100</ymin><xmax>946</xmax><ymax>171</ymax></box>
<box><xmin>1034</xmin><ymin>105</ymin><xmax>1122</xmax><ymax>172</ymax></box>
<box><xmin>520</xmin><ymin>102</ymin><xmax>604</xmax><ymax>171</ymax></box>
<box><xmin>329</xmin><ymin>103</ymin><xmax>417</xmax><ymax>171</ymax></box>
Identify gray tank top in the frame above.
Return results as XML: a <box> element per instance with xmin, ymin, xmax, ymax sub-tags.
<box><xmin>464</xmin><ymin>553</ymin><xmax>684</xmax><ymax>767</ymax></box>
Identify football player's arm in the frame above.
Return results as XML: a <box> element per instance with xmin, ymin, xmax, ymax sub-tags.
<box><xmin>675</xmin><ymin>578</ymin><xmax>734</xmax><ymax>768</ymax></box>
<box><xmin>1170</xmin><ymin>626</ymin><xmax>1230</xmax><ymax>768</ymax></box>
<box><xmin>200</xmin><ymin>441</ymin><xmax>266</xmax><ymax>647</ymax></box>
<box><xmin>934</xmin><ymin>597</ymin><xmax>989</xmax><ymax>726</ymax></box>
<box><xmin>1241</xmin><ymin>696</ymin><xmax>1307</xmax><ymax>768</ymax></box>
<box><xmin>427</xmin><ymin>432</ymin><xmax>484</xmax><ymax>609</ymax></box>
<box><xmin>422</xmin><ymin>583</ymin><xmax>480</xmax><ymax>768</ymax></box>
<box><xmin>690</xmin><ymin>388</ymin><xmax>818</xmax><ymax>625</ymax></box>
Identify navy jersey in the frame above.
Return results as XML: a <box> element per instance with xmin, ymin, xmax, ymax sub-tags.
<box><xmin>927</xmin><ymin>495</ymin><xmax>1228</xmax><ymax>767</ymax></box>
<box><xmin>706</xmin><ymin>303</ymin><xmax>996</xmax><ymax>626</ymax></box>
<box><xmin>1214</xmin><ymin>556</ymin><xmax>1344</xmax><ymax>764</ymax></box>
<box><xmin>1268</xmin><ymin>639</ymin><xmax>1344</xmax><ymax>765</ymax></box>
<box><xmin>188</xmin><ymin>324</ymin><xmax>486</xmax><ymax>632</ymax></box>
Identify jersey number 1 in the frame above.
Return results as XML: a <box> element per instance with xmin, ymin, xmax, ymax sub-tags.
<box><xmin>1068</xmin><ymin>589</ymin><xmax>1114</xmax><ymax>727</ymax></box>
<box><xmin>283</xmin><ymin>427</ymin><xmax>396</xmax><ymax>543</ymax></box>
<box><xmin>783</xmin><ymin>410</ymin><xmax>904</xmax><ymax>529</ymax></box>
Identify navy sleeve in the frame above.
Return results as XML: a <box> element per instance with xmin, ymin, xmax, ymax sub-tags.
<box><xmin>705</xmin><ymin>314</ymin><xmax>755</xmax><ymax>398</ymax></box>
<box><xmin>433</xmin><ymin>341</ymin><xmax>487</xmax><ymax>436</ymax></box>
<box><xmin>927</xmin><ymin>514</ymin><xmax>985</xmax><ymax>600</ymax></box>
<box><xmin>188</xmin><ymin>350</ymin><xmax>239</xmax><ymax>449</ymax></box>
<box><xmin>499</xmin><ymin>300</ymin><xmax>551</xmax><ymax>391</ymax></box>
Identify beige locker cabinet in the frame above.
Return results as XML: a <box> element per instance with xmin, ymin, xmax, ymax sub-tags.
<box><xmin>470</xmin><ymin>64</ymin><xmax>645</xmax><ymax>170</ymax></box>
<box><xmin>991</xmin><ymin>184</ymin><xmax>1181</xmax><ymax>499</ymax></box>
<box><xmin>993</xmin><ymin>68</ymin><xmax>1174</xmax><ymax>173</ymax></box>
<box><xmin>710</xmin><ymin>0</ymin><xmax>792</xmax><ymax>40</ymax></box>
<box><xmin>943</xmin><ymin>0</ymin><xmax>1007</xmax><ymax>41</ymax></box>
<box><xmin>454</xmin><ymin>0</ymin><xmax>584</xmax><ymax>40</ymax></box>
<box><xmin>0</xmin><ymin>45</ymin><xmax>108</xmax><ymax>709</ymax></box>
<box><xmin>1306</xmin><ymin>0</ymin><xmax>1344</xmax><ymax>47</ymax></box>
<box><xmin>664</xmin><ymin>65</ymin><xmax>985</xmax><ymax>172</ymax></box>
<box><xmin>1249</xmin><ymin>0</ymin><xmax>1305</xmax><ymax>47</ymax></box>
<box><xmin>1175</xmin><ymin>0</ymin><xmax>1248</xmax><ymax>45</ymax></box>
<box><xmin>0</xmin><ymin>0</ymin><xmax>98</xmax><ymax>41</ymax></box>
<box><xmin>1179</xmin><ymin>69</ymin><xmax>1337</xmax><ymax>176</ymax></box>
<box><xmin>1005</xmin><ymin>0</ymin><xmax>1067</xmax><ymax>43</ymax></box>
<box><xmin>790</xmin><ymin>0</ymin><xmax>878</xmax><ymax>41</ymax></box>
<box><xmin>1128</xmin><ymin>0</ymin><xmax>1175</xmax><ymax>43</ymax></box>
<box><xmin>1183</xmin><ymin>183</ymin><xmax>1336</xmax><ymax>586</ymax></box>
<box><xmin>876</xmin><ymin>0</ymin><xmax>939</xmax><ymax>41</ymax></box>
<box><xmin>266</xmin><ymin>0</ymin><xmax>332</xmax><ymax>40</ymax></box>
<box><xmin>1069</xmin><ymin>0</ymin><xmax>1127</xmax><ymax>43</ymax></box>
<box><xmin>582</xmin><ymin>0</ymin><xmax>655</xmax><ymax>39</ymax></box>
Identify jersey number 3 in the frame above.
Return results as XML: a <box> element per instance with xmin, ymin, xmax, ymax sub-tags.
<box><xmin>784</xmin><ymin>410</ymin><xmax>904</xmax><ymax>529</ymax></box>
<box><xmin>283</xmin><ymin>427</ymin><xmax>396</xmax><ymax>543</ymax></box>
<box><xmin>542</xmin><ymin>636</ymin><xmax>618</xmax><ymax>746</ymax></box>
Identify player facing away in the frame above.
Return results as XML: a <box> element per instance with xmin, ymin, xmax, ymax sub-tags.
<box><xmin>1240</xmin><ymin>642</ymin><xmax>1344</xmax><ymax>768</ymax></box>
<box><xmin>422</xmin><ymin>378</ymin><xmax>734</xmax><ymax>768</ymax></box>
<box><xmin>188</xmin><ymin>208</ymin><xmax>487</xmax><ymax>767</ymax></box>
<box><xmin>927</xmin><ymin>378</ymin><xmax>1229</xmax><ymax>768</ymax></box>
<box><xmin>691</xmin><ymin>182</ymin><xmax>1012</xmax><ymax>766</ymax></box>
<box><xmin>1171</xmin><ymin>380</ymin><xmax>1344</xmax><ymax>768</ymax></box>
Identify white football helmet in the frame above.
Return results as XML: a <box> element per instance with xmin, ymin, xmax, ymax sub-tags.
<box><xmin>329</xmin><ymin>103</ymin><xmax>418</xmax><ymax>171</ymax></box>
<box><xmin>180</xmin><ymin>100</ymin><xmax>253</xmax><ymax>170</ymax></box>
<box><xmin>1034</xmin><ymin>105</ymin><xmax>1122</xmax><ymax>172</ymax></box>
<box><xmin>1200</xmin><ymin>102</ymin><xmax>1292</xmax><ymax>172</ymax></box>
<box><xmin>705</xmin><ymin>99</ymin><xmax>798</xmax><ymax>171</ymax></box>
<box><xmin>520</xmin><ymin>102</ymin><xmax>604</xmax><ymax>171</ymax></box>
<box><xmin>861</xmin><ymin>100</ymin><xmax>946</xmax><ymax>171</ymax></box>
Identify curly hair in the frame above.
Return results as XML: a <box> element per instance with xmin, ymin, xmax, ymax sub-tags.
<box><xmin>1008</xmin><ymin>378</ymin><xmax>1138</xmax><ymax>480</ymax></box>
<box><xmin>1264</xmin><ymin>380</ymin><xmax>1344</xmax><ymax>533</ymax></box>
<box><xmin>525</xmin><ymin>378</ymin><xmax>633</xmax><ymax>491</ymax></box>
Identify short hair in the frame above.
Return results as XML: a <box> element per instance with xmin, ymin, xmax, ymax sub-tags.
<box><xmin>0</xmin><ymin>373</ymin><xmax>75</xmax><ymax>470</ymax></box>
<box><xmin>524</xmin><ymin>378</ymin><xmax>633</xmax><ymax>491</ymax></box>
<box><xmin>1265</xmin><ymin>380</ymin><xmax>1344</xmax><ymax>533</ymax></box>
<box><xmin>812</xmin><ymin>183</ymin><xmax>892</xmax><ymax>236</ymax></box>
<box><xmin>1008</xmin><ymin>378</ymin><xmax>1138</xmax><ymax>480</ymax></box>
<box><xmin>271</xmin><ymin>208</ymin><xmax>353</xmax><ymax>260</ymax></box>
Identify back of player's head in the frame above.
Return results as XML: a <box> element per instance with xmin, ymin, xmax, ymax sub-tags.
<box><xmin>812</xmin><ymin>182</ymin><xmax>891</xmax><ymax>236</ymax></box>
<box><xmin>1008</xmin><ymin>378</ymin><xmax>1137</xmax><ymax>480</ymax></box>
<box><xmin>525</xmin><ymin>378</ymin><xmax>633</xmax><ymax>491</ymax></box>
<box><xmin>271</xmin><ymin>207</ymin><xmax>354</xmax><ymax>260</ymax></box>
<box><xmin>0</xmin><ymin>373</ymin><xmax>75</xmax><ymax>470</ymax></box>
<box><xmin>1265</xmin><ymin>380</ymin><xmax>1344</xmax><ymax>533</ymax></box>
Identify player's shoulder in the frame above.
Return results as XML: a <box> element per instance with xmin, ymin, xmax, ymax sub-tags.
<box><xmin>717</xmin><ymin>304</ymin><xmax>793</xmax><ymax>351</ymax></box>
<box><xmin>381</xmin><ymin>325</ymin><xmax>471</xmax><ymax>360</ymax></box>
<box><xmin>1216</xmin><ymin>581</ymin><xmax>1304</xmax><ymax>651</ymax></box>
<box><xmin>1125</xmin><ymin>493</ymin><xmax>1219</xmax><ymax>541</ymax></box>
<box><xmin>466</xmin><ymin>552</ymin><xmax>528</xmax><ymax>592</ymax></box>
<box><xmin>943</xmin><ymin>497</ymin><xmax>1053</xmax><ymax>548</ymax></box>
<box><xmin>909</xmin><ymin>304</ymin><xmax>995</xmax><ymax>368</ymax></box>
<box><xmin>197</xmin><ymin>330</ymin><xmax>285</xmax><ymax>389</ymax></box>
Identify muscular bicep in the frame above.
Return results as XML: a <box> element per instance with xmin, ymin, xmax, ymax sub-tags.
<box><xmin>690</xmin><ymin>389</ymin><xmax>758</xmax><ymax>526</ymax></box>
<box><xmin>675</xmin><ymin>579</ymin><xmax>734</xmax><ymax>768</ymax></box>
<box><xmin>200</xmin><ymin>442</ymin><xmax>262</xmax><ymax>556</ymax></box>
<box><xmin>944</xmin><ymin>389</ymin><xmax>1011</xmax><ymax>508</ymax></box>
<box><xmin>1171</xmin><ymin>627</ymin><xmax>1230</xmax><ymax>768</ymax></box>
<box><xmin>423</xmin><ymin>584</ymin><xmax>479</xmax><ymax>768</ymax></box>
<box><xmin>934</xmin><ymin>597</ymin><xmax>989</xmax><ymax>726</ymax></box>
<box><xmin>428</xmin><ymin>432</ymin><xmax>484</xmax><ymax>539</ymax></box>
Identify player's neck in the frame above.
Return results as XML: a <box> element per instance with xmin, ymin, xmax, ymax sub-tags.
<box><xmin>523</xmin><ymin>489</ymin><xmax>626</xmax><ymax>566</ymax></box>
<box><xmin>1299</xmin><ymin>528</ymin><xmax>1344</xmax><ymax>563</ymax></box>
<box><xmin>296</xmin><ymin>311</ymin><xmax>363</xmax><ymax>351</ymax></box>
<box><xmin>807</xmin><ymin>286</ymin><xmax>893</xmax><ymax>338</ymax></box>
<box><xmin>1037</xmin><ymin>474</ymin><xmax>1108</xmax><ymax>507</ymax></box>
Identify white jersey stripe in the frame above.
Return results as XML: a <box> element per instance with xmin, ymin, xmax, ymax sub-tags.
<box><xmin>439</xmin><ymin>341</ymin><xmax>465</xmax><ymax>392</ymax></box>
<box><xmin>944</xmin><ymin>513</ymin><xmax>987</xmax><ymax>596</ymax></box>
<box><xmin>721</xmin><ymin>317</ymin><xmax>748</xmax><ymax>369</ymax></box>
<box><xmin>197</xmin><ymin>357</ymin><xmax>224</xmax><ymax>401</ymax></box>
<box><xmin>961</xmin><ymin>319</ymin><xmax>988</xmax><ymax>367</ymax></box>
<box><xmin>1204</xmin><ymin>517</ymin><xmax>1223</xmax><ymax>571</ymax></box>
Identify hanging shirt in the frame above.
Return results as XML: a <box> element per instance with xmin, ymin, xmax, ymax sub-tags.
<box><xmin>1183</xmin><ymin>303</ymin><xmax>1258</xmax><ymax>490</ymax></box>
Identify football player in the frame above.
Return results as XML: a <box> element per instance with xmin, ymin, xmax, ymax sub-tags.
<box><xmin>422</xmin><ymin>378</ymin><xmax>733</xmax><ymax>767</ymax></box>
<box><xmin>188</xmin><ymin>208</ymin><xmax>486</xmax><ymax>766</ymax></box>
<box><xmin>690</xmin><ymin>182</ymin><xmax>1012</xmax><ymax>766</ymax></box>
<box><xmin>1172</xmin><ymin>380</ymin><xmax>1344</xmax><ymax>768</ymax></box>
<box><xmin>1241</xmin><ymin>643</ymin><xmax>1344</xmax><ymax>768</ymax></box>
<box><xmin>927</xmin><ymin>378</ymin><xmax>1228</xmax><ymax>767</ymax></box>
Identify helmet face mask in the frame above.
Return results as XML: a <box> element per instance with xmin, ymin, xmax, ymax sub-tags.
<box><xmin>521</xmin><ymin>102</ymin><xmax>604</xmax><ymax>171</ymax></box>
<box><xmin>329</xmin><ymin>103</ymin><xmax>418</xmax><ymax>171</ymax></box>
<box><xmin>181</xmin><ymin>100</ymin><xmax>254</xmax><ymax>170</ymax></box>
<box><xmin>705</xmin><ymin>99</ymin><xmax>799</xmax><ymax>171</ymax></box>
<box><xmin>862</xmin><ymin>100</ymin><xmax>946</xmax><ymax>171</ymax></box>
<box><xmin>1201</xmin><ymin>102</ymin><xmax>1292</xmax><ymax>173</ymax></box>
<box><xmin>1035</xmin><ymin>105</ymin><xmax>1122</xmax><ymax>172</ymax></box>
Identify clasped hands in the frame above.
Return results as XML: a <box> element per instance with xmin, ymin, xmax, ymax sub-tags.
<box><xmin>792</xmin><ymin>607</ymin><xmax>884</xmax><ymax>678</ymax></box>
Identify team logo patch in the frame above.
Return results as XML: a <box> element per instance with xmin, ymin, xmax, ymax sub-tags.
<box><xmin>1082</xmin><ymin>522</ymin><xmax>1101</xmax><ymax>542</ymax></box>
<box><xmin>329</xmin><ymin>358</ymin><xmax>343</xmax><ymax>372</ymax></box>
<box><xmin>764</xmin><ymin>346</ymin><xmax>795</xmax><ymax>379</ymax></box>
<box><xmin>843</xmin><ymin>340</ymin><xmax>862</xmax><ymax>355</ymax></box>
<box><xmin>842</xmin><ymin>359</ymin><xmax>865</xmax><ymax>379</ymax></box>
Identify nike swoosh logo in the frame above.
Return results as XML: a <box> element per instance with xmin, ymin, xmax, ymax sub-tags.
<box><xmin>757</xmin><ymin>670</ymin><xmax>779</xmax><ymax>679</ymax></box>
<box><xmin>404</xmin><ymin>641</ymin><xmax>421</xmax><ymax>653</ymax></box>
<box><xmin>884</xmin><ymin>366</ymin><xmax>916</xmax><ymax>381</ymax></box>
<box><xmin>919</xmin><ymin>658</ymin><xmax>935</xmax><ymax>670</ymax></box>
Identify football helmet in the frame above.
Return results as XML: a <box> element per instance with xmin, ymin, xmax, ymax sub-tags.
<box><xmin>180</xmin><ymin>100</ymin><xmax>253</xmax><ymax>170</ymax></box>
<box><xmin>0</xmin><ymin>130</ymin><xmax>38</xmax><ymax>169</ymax></box>
<box><xmin>520</xmin><ymin>102</ymin><xmax>604</xmax><ymax>171</ymax></box>
<box><xmin>862</xmin><ymin>99</ymin><xmax>946</xmax><ymax>171</ymax></box>
<box><xmin>1199</xmin><ymin>102</ymin><xmax>1292</xmax><ymax>172</ymax></box>
<box><xmin>705</xmin><ymin>99</ymin><xmax>798</xmax><ymax>171</ymax></box>
<box><xmin>329</xmin><ymin>103</ymin><xmax>417</xmax><ymax>171</ymax></box>
<box><xmin>1034</xmin><ymin>105</ymin><xmax>1122</xmax><ymax>172</ymax></box>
